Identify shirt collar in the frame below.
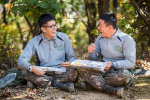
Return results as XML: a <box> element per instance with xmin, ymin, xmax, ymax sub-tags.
<box><xmin>40</xmin><ymin>32</ymin><xmax>57</xmax><ymax>41</ymax></box>
<box><xmin>110</xmin><ymin>27</ymin><xmax>120</xmax><ymax>39</ymax></box>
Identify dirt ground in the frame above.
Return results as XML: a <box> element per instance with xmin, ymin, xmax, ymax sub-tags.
<box><xmin>1</xmin><ymin>59</ymin><xmax>150</xmax><ymax>99</ymax></box>
<box><xmin>1</xmin><ymin>75</ymin><xmax>150</xmax><ymax>100</ymax></box>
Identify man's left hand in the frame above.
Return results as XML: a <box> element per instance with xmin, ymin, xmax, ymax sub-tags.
<box><xmin>61</xmin><ymin>62</ymin><xmax>71</xmax><ymax>68</ymax></box>
<box><xmin>104</xmin><ymin>62</ymin><xmax>112</xmax><ymax>71</ymax></box>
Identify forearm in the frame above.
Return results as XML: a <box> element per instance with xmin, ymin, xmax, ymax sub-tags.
<box><xmin>87</xmin><ymin>35</ymin><xmax>101</xmax><ymax>61</ymax></box>
<box><xmin>65</xmin><ymin>35</ymin><xmax>76</xmax><ymax>62</ymax></box>
<box><xmin>17</xmin><ymin>57</ymin><xmax>31</xmax><ymax>70</ymax></box>
<box><xmin>87</xmin><ymin>51</ymin><xmax>100</xmax><ymax>61</ymax></box>
<box><xmin>113</xmin><ymin>59</ymin><xmax>135</xmax><ymax>69</ymax></box>
<box><xmin>67</xmin><ymin>57</ymin><xmax>76</xmax><ymax>62</ymax></box>
<box><xmin>66</xmin><ymin>49</ymin><xmax>76</xmax><ymax>62</ymax></box>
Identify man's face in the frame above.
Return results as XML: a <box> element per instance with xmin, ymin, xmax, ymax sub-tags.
<box><xmin>98</xmin><ymin>19</ymin><xmax>109</xmax><ymax>37</ymax></box>
<box><xmin>41</xmin><ymin>20</ymin><xmax>57</xmax><ymax>39</ymax></box>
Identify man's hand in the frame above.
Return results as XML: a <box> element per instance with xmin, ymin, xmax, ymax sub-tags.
<box><xmin>88</xmin><ymin>43</ymin><xmax>95</xmax><ymax>53</ymax></box>
<box><xmin>104</xmin><ymin>62</ymin><xmax>112</xmax><ymax>71</ymax></box>
<box><xmin>61</xmin><ymin>62</ymin><xmax>71</xmax><ymax>68</ymax></box>
<box><xmin>32</xmin><ymin>66</ymin><xmax>46</xmax><ymax>76</ymax></box>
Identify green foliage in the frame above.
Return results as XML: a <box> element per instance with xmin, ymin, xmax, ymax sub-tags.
<box><xmin>55</xmin><ymin>0</ymin><xmax>89</xmax><ymax>58</ymax></box>
<box><xmin>0</xmin><ymin>0</ymin><xmax>149</xmax><ymax>61</ymax></box>
<box><xmin>11</xmin><ymin>0</ymin><xmax>62</xmax><ymax>22</ymax></box>
<box><xmin>115</xmin><ymin>2</ymin><xmax>135</xmax><ymax>37</ymax></box>
<box><xmin>0</xmin><ymin>0</ymin><xmax>9</xmax><ymax>4</ymax></box>
<box><xmin>30</xmin><ymin>0</ymin><xmax>39</xmax><ymax>5</ymax></box>
<box><xmin>0</xmin><ymin>12</ymin><xmax>22</xmax><ymax>63</ymax></box>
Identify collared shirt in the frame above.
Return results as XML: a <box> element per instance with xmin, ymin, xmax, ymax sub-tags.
<box><xmin>17</xmin><ymin>31</ymin><xmax>76</xmax><ymax>70</ymax></box>
<box><xmin>87</xmin><ymin>28</ymin><xmax>136</xmax><ymax>69</ymax></box>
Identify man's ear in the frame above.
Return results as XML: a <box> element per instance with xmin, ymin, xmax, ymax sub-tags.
<box><xmin>41</xmin><ymin>27</ymin><xmax>46</xmax><ymax>32</ymax></box>
<box><xmin>108</xmin><ymin>25</ymin><xmax>113</xmax><ymax>29</ymax></box>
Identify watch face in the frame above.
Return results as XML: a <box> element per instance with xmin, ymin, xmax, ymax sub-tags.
<box><xmin>29</xmin><ymin>66</ymin><xmax>32</xmax><ymax>71</ymax></box>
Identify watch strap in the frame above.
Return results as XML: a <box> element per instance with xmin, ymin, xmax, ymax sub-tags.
<box><xmin>111</xmin><ymin>62</ymin><xmax>114</xmax><ymax>68</ymax></box>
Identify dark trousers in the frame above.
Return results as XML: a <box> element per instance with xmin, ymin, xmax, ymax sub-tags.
<box><xmin>79</xmin><ymin>68</ymin><xmax>132</xmax><ymax>91</ymax></box>
<box><xmin>22</xmin><ymin>67</ymin><xmax>79</xmax><ymax>87</ymax></box>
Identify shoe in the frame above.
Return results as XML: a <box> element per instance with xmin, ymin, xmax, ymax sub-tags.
<box><xmin>116</xmin><ymin>87</ymin><xmax>124</xmax><ymax>98</ymax></box>
<box><xmin>103</xmin><ymin>84</ymin><xmax>124</xmax><ymax>98</ymax></box>
<box><xmin>125</xmin><ymin>77</ymin><xmax>133</xmax><ymax>90</ymax></box>
<box><xmin>66</xmin><ymin>82</ymin><xmax>75</xmax><ymax>93</ymax></box>
<box><xmin>51</xmin><ymin>81</ymin><xmax>75</xmax><ymax>93</ymax></box>
<box><xmin>27</xmin><ymin>81</ymin><xmax>36</xmax><ymax>89</ymax></box>
<box><xmin>81</xmin><ymin>81</ymin><xmax>94</xmax><ymax>91</ymax></box>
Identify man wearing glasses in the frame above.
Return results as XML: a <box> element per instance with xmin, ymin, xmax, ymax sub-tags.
<box><xmin>18</xmin><ymin>14</ymin><xmax>78</xmax><ymax>92</ymax></box>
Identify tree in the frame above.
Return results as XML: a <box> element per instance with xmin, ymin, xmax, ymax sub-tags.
<box><xmin>98</xmin><ymin>0</ymin><xmax>110</xmax><ymax>18</ymax></box>
<box><xmin>11</xmin><ymin>0</ymin><xmax>61</xmax><ymax>21</ymax></box>
<box><xmin>130</xmin><ymin>0</ymin><xmax>150</xmax><ymax>45</ymax></box>
<box><xmin>60</xmin><ymin>0</ymin><xmax>110</xmax><ymax>44</ymax></box>
<box><xmin>9</xmin><ymin>0</ymin><xmax>62</xmax><ymax>49</ymax></box>
<box><xmin>0</xmin><ymin>0</ymin><xmax>63</xmax><ymax>66</ymax></box>
<box><xmin>84</xmin><ymin>0</ymin><xmax>97</xmax><ymax>43</ymax></box>
<box><xmin>113</xmin><ymin>0</ymin><xmax>118</xmax><ymax>15</ymax></box>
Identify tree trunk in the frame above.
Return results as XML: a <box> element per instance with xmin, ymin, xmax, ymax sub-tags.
<box><xmin>2</xmin><ymin>5</ymin><xmax>7</xmax><ymax>45</ymax></box>
<box><xmin>3</xmin><ymin>5</ymin><xmax>7</xmax><ymax>25</ymax></box>
<box><xmin>149</xmin><ymin>26</ymin><xmax>150</xmax><ymax>45</ymax></box>
<box><xmin>130</xmin><ymin>0</ymin><xmax>150</xmax><ymax>45</ymax></box>
<box><xmin>98</xmin><ymin>0</ymin><xmax>110</xmax><ymax>18</ymax></box>
<box><xmin>84</xmin><ymin>0</ymin><xmax>97</xmax><ymax>44</ymax></box>
<box><xmin>113</xmin><ymin>0</ymin><xmax>118</xmax><ymax>15</ymax></box>
<box><xmin>145</xmin><ymin>0</ymin><xmax>150</xmax><ymax>45</ymax></box>
<box><xmin>23</xmin><ymin>16</ymin><xmax>39</xmax><ymax>49</ymax></box>
<box><xmin>145</xmin><ymin>0</ymin><xmax>150</xmax><ymax>11</ymax></box>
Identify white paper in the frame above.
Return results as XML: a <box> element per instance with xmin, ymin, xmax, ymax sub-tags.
<box><xmin>35</xmin><ymin>66</ymin><xmax>66</xmax><ymax>73</ymax></box>
<box><xmin>70</xmin><ymin>59</ymin><xmax>106</xmax><ymax>72</ymax></box>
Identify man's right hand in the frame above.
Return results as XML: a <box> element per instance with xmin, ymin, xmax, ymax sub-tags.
<box><xmin>32</xmin><ymin>66</ymin><xmax>46</xmax><ymax>76</ymax></box>
<box><xmin>88</xmin><ymin>43</ymin><xmax>95</xmax><ymax>53</ymax></box>
<box><xmin>61</xmin><ymin>62</ymin><xmax>71</xmax><ymax>68</ymax></box>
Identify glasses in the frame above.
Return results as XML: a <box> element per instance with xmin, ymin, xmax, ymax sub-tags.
<box><xmin>42</xmin><ymin>22</ymin><xmax>58</xmax><ymax>29</ymax></box>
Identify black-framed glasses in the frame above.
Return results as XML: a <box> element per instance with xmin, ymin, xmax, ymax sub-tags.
<box><xmin>42</xmin><ymin>22</ymin><xmax>58</xmax><ymax>29</ymax></box>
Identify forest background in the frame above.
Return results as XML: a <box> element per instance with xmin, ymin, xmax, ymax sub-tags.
<box><xmin>0</xmin><ymin>0</ymin><xmax>150</xmax><ymax>99</ymax></box>
<box><xmin>0</xmin><ymin>0</ymin><xmax>150</xmax><ymax>66</ymax></box>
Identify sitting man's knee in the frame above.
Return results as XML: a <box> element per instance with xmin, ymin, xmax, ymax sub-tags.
<box><xmin>22</xmin><ymin>69</ymin><xmax>29</xmax><ymax>76</ymax></box>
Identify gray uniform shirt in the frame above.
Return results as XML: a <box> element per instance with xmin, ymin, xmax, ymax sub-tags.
<box><xmin>17</xmin><ymin>31</ymin><xmax>76</xmax><ymax>70</ymax></box>
<box><xmin>87</xmin><ymin>28</ymin><xmax>136</xmax><ymax>69</ymax></box>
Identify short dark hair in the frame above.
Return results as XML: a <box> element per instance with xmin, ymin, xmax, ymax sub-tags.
<box><xmin>99</xmin><ymin>12</ymin><xmax>117</xmax><ymax>29</ymax></box>
<box><xmin>38</xmin><ymin>14</ymin><xmax>55</xmax><ymax>28</ymax></box>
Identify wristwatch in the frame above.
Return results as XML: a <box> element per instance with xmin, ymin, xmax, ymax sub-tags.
<box><xmin>29</xmin><ymin>65</ymin><xmax>32</xmax><ymax>72</ymax></box>
<box><xmin>111</xmin><ymin>62</ymin><xmax>114</xmax><ymax>68</ymax></box>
